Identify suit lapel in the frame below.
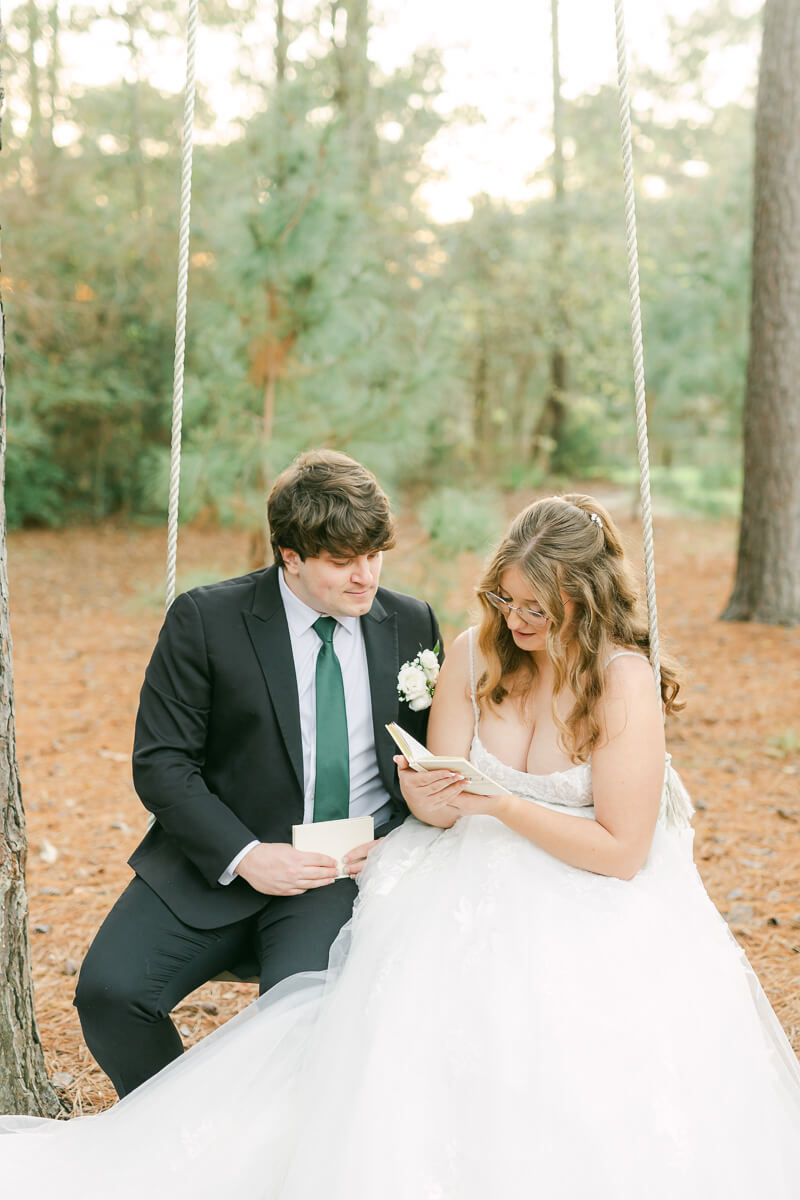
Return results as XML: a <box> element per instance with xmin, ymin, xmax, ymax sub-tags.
<box><xmin>361</xmin><ymin>594</ymin><xmax>400</xmax><ymax>791</ymax></box>
<box><xmin>243</xmin><ymin>568</ymin><xmax>304</xmax><ymax>792</ymax></box>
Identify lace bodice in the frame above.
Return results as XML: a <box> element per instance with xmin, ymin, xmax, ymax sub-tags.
<box><xmin>470</xmin><ymin>734</ymin><xmax>593</xmax><ymax>809</ymax></box>
<box><xmin>465</xmin><ymin>628</ymin><xmax>693</xmax><ymax>828</ymax></box>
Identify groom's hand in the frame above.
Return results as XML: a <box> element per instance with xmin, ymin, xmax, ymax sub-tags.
<box><xmin>235</xmin><ymin>843</ymin><xmax>338</xmax><ymax>895</ymax></box>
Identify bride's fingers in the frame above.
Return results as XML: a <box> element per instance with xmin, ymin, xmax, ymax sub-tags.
<box><xmin>421</xmin><ymin>772</ymin><xmax>466</xmax><ymax>795</ymax></box>
<box><xmin>428</xmin><ymin>780</ymin><xmax>468</xmax><ymax>805</ymax></box>
<box><xmin>401</xmin><ymin>775</ymin><xmax>458</xmax><ymax>800</ymax></box>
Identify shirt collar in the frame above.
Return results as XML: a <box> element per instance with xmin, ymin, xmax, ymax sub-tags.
<box><xmin>278</xmin><ymin>567</ymin><xmax>357</xmax><ymax>638</ymax></box>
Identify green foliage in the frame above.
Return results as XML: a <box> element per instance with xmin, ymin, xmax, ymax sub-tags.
<box><xmin>609</xmin><ymin>462</ymin><xmax>743</xmax><ymax>519</ymax></box>
<box><xmin>4</xmin><ymin>413</ymin><xmax>68</xmax><ymax>528</ymax></box>
<box><xmin>1</xmin><ymin>2</ymin><xmax>757</xmax><ymax>528</ymax></box>
<box><xmin>765</xmin><ymin>730</ymin><xmax>800</xmax><ymax>760</ymax></box>
<box><xmin>130</xmin><ymin>564</ymin><xmax>248</xmax><ymax>612</ymax></box>
<box><xmin>418</xmin><ymin>486</ymin><xmax>504</xmax><ymax>555</ymax></box>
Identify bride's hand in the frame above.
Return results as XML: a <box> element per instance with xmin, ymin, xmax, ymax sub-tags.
<box><xmin>395</xmin><ymin>755</ymin><xmax>465</xmax><ymax>829</ymax></box>
<box><xmin>343</xmin><ymin>838</ymin><xmax>383</xmax><ymax>877</ymax></box>
<box><xmin>447</xmin><ymin>790</ymin><xmax>504</xmax><ymax>819</ymax></box>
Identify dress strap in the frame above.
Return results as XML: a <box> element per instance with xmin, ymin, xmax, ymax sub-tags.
<box><xmin>605</xmin><ymin>650</ymin><xmax>648</xmax><ymax>667</ymax></box>
<box><xmin>467</xmin><ymin>626</ymin><xmax>481</xmax><ymax>733</ymax></box>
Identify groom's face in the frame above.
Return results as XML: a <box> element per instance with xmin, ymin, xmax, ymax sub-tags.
<box><xmin>281</xmin><ymin>548</ymin><xmax>383</xmax><ymax>618</ymax></box>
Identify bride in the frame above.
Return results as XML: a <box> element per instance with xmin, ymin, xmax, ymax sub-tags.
<box><xmin>2</xmin><ymin>494</ymin><xmax>800</xmax><ymax>1198</ymax></box>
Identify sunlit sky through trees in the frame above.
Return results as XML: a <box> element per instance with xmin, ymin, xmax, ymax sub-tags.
<box><xmin>4</xmin><ymin>0</ymin><xmax>761</xmax><ymax>220</ymax></box>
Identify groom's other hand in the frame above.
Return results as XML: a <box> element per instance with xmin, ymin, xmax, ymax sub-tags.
<box><xmin>235</xmin><ymin>844</ymin><xmax>338</xmax><ymax>895</ymax></box>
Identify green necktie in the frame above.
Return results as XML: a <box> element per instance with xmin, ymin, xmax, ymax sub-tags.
<box><xmin>312</xmin><ymin>616</ymin><xmax>350</xmax><ymax>822</ymax></box>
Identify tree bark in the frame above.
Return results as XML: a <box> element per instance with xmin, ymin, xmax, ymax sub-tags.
<box><xmin>46</xmin><ymin>2</ymin><xmax>60</xmax><ymax>150</ymax></box>
<box><xmin>473</xmin><ymin>328</ymin><xmax>493</xmax><ymax>474</ymax></box>
<box><xmin>275</xmin><ymin>0</ymin><xmax>287</xmax><ymax>84</ymax></box>
<box><xmin>332</xmin><ymin>0</ymin><xmax>373</xmax><ymax>187</ymax></box>
<box><xmin>25</xmin><ymin>1</ymin><xmax>43</xmax><ymax>154</ymax></box>
<box><xmin>533</xmin><ymin>0</ymin><xmax>569</xmax><ymax>472</ymax></box>
<box><xmin>0</xmin><ymin>18</ymin><xmax>59</xmax><ymax>1109</ymax></box>
<box><xmin>0</xmin><ymin>291</ymin><xmax>61</xmax><ymax>1118</ymax></box>
<box><xmin>123</xmin><ymin>4</ymin><xmax>147</xmax><ymax>216</ymax></box>
<box><xmin>723</xmin><ymin>0</ymin><xmax>800</xmax><ymax>624</ymax></box>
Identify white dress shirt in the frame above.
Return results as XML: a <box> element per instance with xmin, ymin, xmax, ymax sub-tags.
<box><xmin>219</xmin><ymin>568</ymin><xmax>393</xmax><ymax>884</ymax></box>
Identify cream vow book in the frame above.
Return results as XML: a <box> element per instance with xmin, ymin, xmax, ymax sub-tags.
<box><xmin>385</xmin><ymin>722</ymin><xmax>509</xmax><ymax>796</ymax></box>
<box><xmin>292</xmin><ymin>815</ymin><xmax>375</xmax><ymax>879</ymax></box>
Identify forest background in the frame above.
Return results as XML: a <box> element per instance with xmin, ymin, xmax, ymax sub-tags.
<box><xmin>4</xmin><ymin>0</ymin><xmax>800</xmax><ymax>1116</ymax></box>
<box><xmin>2</xmin><ymin>0</ymin><xmax>761</xmax><ymax>549</ymax></box>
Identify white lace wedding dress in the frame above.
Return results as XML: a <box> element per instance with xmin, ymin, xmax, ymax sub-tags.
<box><xmin>3</xmin><ymin>651</ymin><xmax>800</xmax><ymax>1198</ymax></box>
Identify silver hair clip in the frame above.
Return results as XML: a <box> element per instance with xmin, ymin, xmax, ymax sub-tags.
<box><xmin>589</xmin><ymin>512</ymin><xmax>604</xmax><ymax>529</ymax></box>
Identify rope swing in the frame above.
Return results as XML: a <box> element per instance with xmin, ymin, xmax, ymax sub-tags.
<box><xmin>165</xmin><ymin>0</ymin><xmax>199</xmax><ymax>613</ymax></box>
<box><xmin>612</xmin><ymin>0</ymin><xmax>662</xmax><ymax>696</ymax></box>
<box><xmin>163</xmin><ymin>0</ymin><xmax>662</xmax><ymax>694</ymax></box>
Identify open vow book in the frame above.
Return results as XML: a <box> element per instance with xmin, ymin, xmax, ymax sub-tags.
<box><xmin>386</xmin><ymin>722</ymin><xmax>510</xmax><ymax>796</ymax></box>
<box><xmin>292</xmin><ymin>815</ymin><xmax>374</xmax><ymax>879</ymax></box>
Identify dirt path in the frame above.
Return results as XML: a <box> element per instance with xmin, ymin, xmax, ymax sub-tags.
<box><xmin>7</xmin><ymin>511</ymin><xmax>800</xmax><ymax>1113</ymax></box>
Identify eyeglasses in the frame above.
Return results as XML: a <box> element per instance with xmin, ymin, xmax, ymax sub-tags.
<box><xmin>482</xmin><ymin>592</ymin><xmax>550</xmax><ymax>628</ymax></box>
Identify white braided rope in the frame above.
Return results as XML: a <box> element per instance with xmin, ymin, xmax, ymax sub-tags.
<box><xmin>165</xmin><ymin>0</ymin><xmax>199</xmax><ymax>612</ymax></box>
<box><xmin>613</xmin><ymin>0</ymin><xmax>661</xmax><ymax>697</ymax></box>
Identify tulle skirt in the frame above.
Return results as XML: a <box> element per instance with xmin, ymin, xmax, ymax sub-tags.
<box><xmin>3</xmin><ymin>811</ymin><xmax>800</xmax><ymax>1198</ymax></box>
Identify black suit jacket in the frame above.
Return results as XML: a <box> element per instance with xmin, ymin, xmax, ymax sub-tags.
<box><xmin>129</xmin><ymin>566</ymin><xmax>441</xmax><ymax>928</ymax></box>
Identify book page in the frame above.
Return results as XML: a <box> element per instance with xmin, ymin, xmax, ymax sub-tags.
<box><xmin>386</xmin><ymin>724</ymin><xmax>509</xmax><ymax>796</ymax></box>
<box><xmin>416</xmin><ymin>757</ymin><xmax>509</xmax><ymax>796</ymax></box>
<box><xmin>416</xmin><ymin>756</ymin><xmax>485</xmax><ymax>775</ymax></box>
<box><xmin>385</xmin><ymin>721</ymin><xmax>432</xmax><ymax>764</ymax></box>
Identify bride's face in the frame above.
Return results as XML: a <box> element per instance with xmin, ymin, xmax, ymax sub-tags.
<box><xmin>496</xmin><ymin>567</ymin><xmax>553</xmax><ymax>653</ymax></box>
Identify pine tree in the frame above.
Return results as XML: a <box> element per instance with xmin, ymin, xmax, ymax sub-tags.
<box><xmin>724</xmin><ymin>0</ymin><xmax>800</xmax><ymax>624</ymax></box>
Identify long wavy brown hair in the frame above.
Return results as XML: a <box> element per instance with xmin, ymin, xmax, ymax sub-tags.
<box><xmin>475</xmin><ymin>494</ymin><xmax>683</xmax><ymax>762</ymax></box>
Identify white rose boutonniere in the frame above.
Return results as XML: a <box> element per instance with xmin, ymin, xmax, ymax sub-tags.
<box><xmin>397</xmin><ymin>644</ymin><xmax>441</xmax><ymax>711</ymax></box>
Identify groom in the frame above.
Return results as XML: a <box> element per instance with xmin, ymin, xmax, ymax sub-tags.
<box><xmin>75</xmin><ymin>449</ymin><xmax>441</xmax><ymax>1097</ymax></box>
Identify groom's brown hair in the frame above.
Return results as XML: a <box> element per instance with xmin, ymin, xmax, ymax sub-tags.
<box><xmin>268</xmin><ymin>449</ymin><xmax>396</xmax><ymax>567</ymax></box>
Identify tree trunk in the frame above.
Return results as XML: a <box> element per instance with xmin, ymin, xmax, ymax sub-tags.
<box><xmin>723</xmin><ymin>0</ymin><xmax>800</xmax><ymax>625</ymax></box>
<box><xmin>0</xmin><ymin>291</ymin><xmax>61</xmax><ymax>1117</ymax></box>
<box><xmin>26</xmin><ymin>1</ymin><xmax>43</xmax><ymax>155</ymax></box>
<box><xmin>332</xmin><ymin>0</ymin><xmax>373</xmax><ymax>187</ymax></box>
<box><xmin>275</xmin><ymin>0</ymin><xmax>287</xmax><ymax>84</ymax></box>
<box><xmin>46</xmin><ymin>2</ymin><xmax>60</xmax><ymax>151</ymax></box>
<box><xmin>513</xmin><ymin>355</ymin><xmax>537</xmax><ymax>462</ymax></box>
<box><xmin>473</xmin><ymin>328</ymin><xmax>493</xmax><ymax>474</ymax></box>
<box><xmin>123</xmin><ymin>5</ymin><xmax>147</xmax><ymax>216</ymax></box>
<box><xmin>533</xmin><ymin>0</ymin><xmax>569</xmax><ymax>473</ymax></box>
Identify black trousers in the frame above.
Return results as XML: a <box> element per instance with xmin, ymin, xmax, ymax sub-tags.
<box><xmin>74</xmin><ymin>875</ymin><xmax>358</xmax><ymax>1098</ymax></box>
